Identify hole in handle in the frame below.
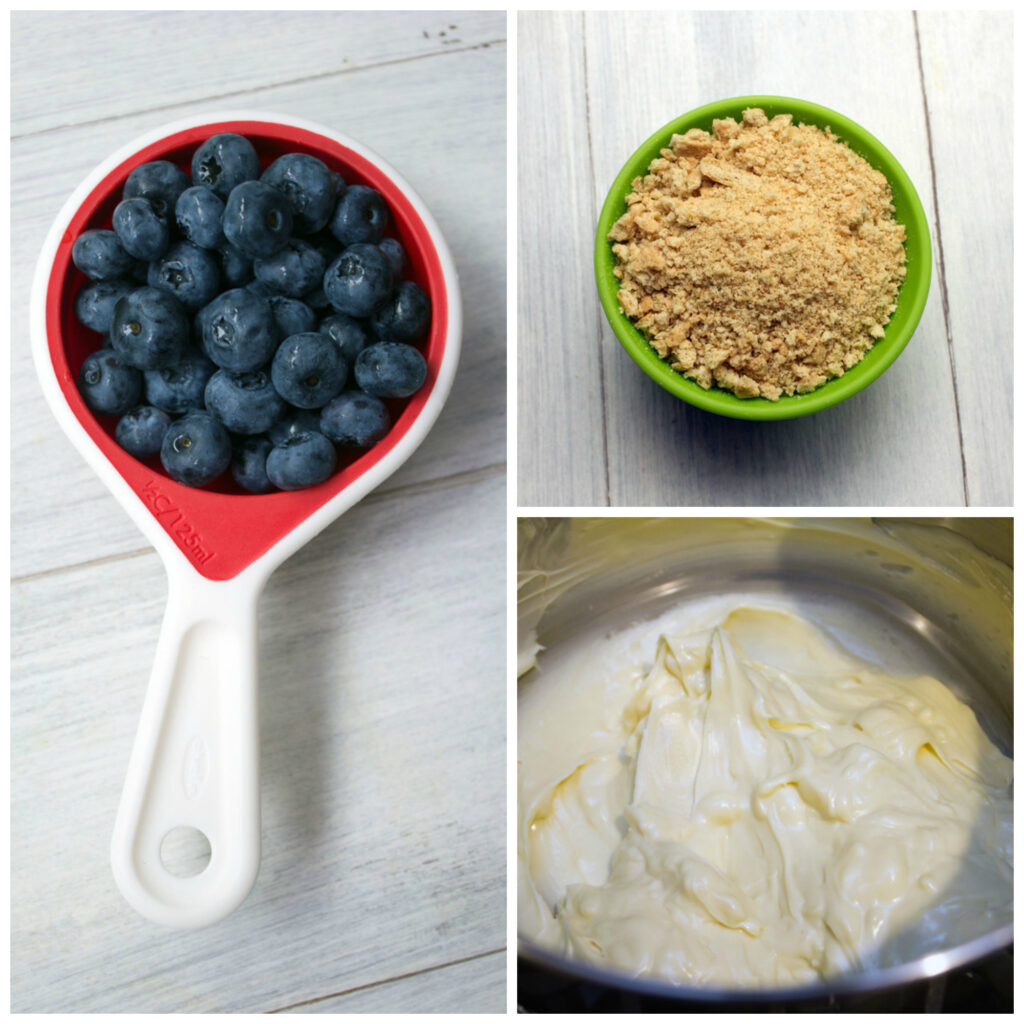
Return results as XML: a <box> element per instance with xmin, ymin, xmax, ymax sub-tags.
<box><xmin>160</xmin><ymin>826</ymin><xmax>212</xmax><ymax>878</ymax></box>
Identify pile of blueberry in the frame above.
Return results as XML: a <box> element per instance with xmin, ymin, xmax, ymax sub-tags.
<box><xmin>73</xmin><ymin>131</ymin><xmax>431</xmax><ymax>492</ymax></box>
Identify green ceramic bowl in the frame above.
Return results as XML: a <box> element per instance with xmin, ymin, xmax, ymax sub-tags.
<box><xmin>595</xmin><ymin>96</ymin><xmax>932</xmax><ymax>420</ymax></box>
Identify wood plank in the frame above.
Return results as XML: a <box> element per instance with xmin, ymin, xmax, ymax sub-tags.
<box><xmin>14</xmin><ymin>44</ymin><xmax>506</xmax><ymax>577</ymax></box>
<box><xmin>276</xmin><ymin>950</ymin><xmax>506</xmax><ymax>1013</ymax></box>
<box><xmin>516</xmin><ymin>11</ymin><xmax>609</xmax><ymax>506</ymax></box>
<box><xmin>11</xmin><ymin>471</ymin><xmax>505</xmax><ymax>1013</ymax></box>
<box><xmin>11</xmin><ymin>10</ymin><xmax>506</xmax><ymax>136</ymax></box>
<box><xmin>915</xmin><ymin>11</ymin><xmax>1013</xmax><ymax>505</ymax></box>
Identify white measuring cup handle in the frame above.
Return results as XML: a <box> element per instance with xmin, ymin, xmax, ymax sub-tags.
<box><xmin>110</xmin><ymin>563</ymin><xmax>264</xmax><ymax>928</ymax></box>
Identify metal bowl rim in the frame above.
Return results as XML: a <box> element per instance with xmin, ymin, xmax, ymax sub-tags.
<box><xmin>517</xmin><ymin>921</ymin><xmax>1013</xmax><ymax>1003</ymax></box>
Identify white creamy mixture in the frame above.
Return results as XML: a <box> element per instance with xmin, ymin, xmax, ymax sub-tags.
<box><xmin>518</xmin><ymin>598</ymin><xmax>1013</xmax><ymax>987</ymax></box>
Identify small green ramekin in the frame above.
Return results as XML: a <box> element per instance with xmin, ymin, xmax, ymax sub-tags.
<box><xmin>594</xmin><ymin>96</ymin><xmax>932</xmax><ymax>420</ymax></box>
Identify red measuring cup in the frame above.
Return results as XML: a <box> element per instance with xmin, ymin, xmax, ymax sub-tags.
<box><xmin>30</xmin><ymin>112</ymin><xmax>462</xmax><ymax>928</ymax></box>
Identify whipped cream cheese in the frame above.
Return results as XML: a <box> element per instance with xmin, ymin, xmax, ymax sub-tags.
<box><xmin>518</xmin><ymin>599</ymin><xmax>1013</xmax><ymax>988</ymax></box>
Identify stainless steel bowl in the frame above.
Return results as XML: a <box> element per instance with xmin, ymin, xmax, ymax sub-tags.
<box><xmin>517</xmin><ymin>517</ymin><xmax>1013</xmax><ymax>1011</ymax></box>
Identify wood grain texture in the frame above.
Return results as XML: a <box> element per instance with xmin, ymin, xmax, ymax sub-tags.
<box><xmin>915</xmin><ymin>11</ymin><xmax>1013</xmax><ymax>506</ymax></box>
<box><xmin>517</xmin><ymin>10</ymin><xmax>1010</xmax><ymax>506</ymax></box>
<box><xmin>12</xmin><ymin>472</ymin><xmax>506</xmax><ymax>1013</ymax></box>
<box><xmin>516</xmin><ymin>11</ymin><xmax>609</xmax><ymax>506</ymax></box>
<box><xmin>11</xmin><ymin>11</ymin><xmax>505</xmax><ymax>135</ymax></box>
<box><xmin>11</xmin><ymin>9</ymin><xmax>506</xmax><ymax>1014</ymax></box>
<box><xmin>277</xmin><ymin>951</ymin><xmax>506</xmax><ymax>1013</ymax></box>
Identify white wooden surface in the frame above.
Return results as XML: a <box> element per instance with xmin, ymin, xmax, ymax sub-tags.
<box><xmin>11</xmin><ymin>11</ymin><xmax>506</xmax><ymax>1013</ymax></box>
<box><xmin>517</xmin><ymin>10</ymin><xmax>1012</xmax><ymax>508</ymax></box>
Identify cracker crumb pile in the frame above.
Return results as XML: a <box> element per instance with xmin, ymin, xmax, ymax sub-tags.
<box><xmin>608</xmin><ymin>108</ymin><xmax>907</xmax><ymax>400</ymax></box>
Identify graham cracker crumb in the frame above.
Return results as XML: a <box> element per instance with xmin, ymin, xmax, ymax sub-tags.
<box><xmin>608</xmin><ymin>108</ymin><xmax>907</xmax><ymax>401</ymax></box>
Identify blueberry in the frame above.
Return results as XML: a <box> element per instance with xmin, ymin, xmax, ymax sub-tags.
<box><xmin>144</xmin><ymin>346</ymin><xmax>217</xmax><ymax>415</ymax></box>
<box><xmin>253</xmin><ymin>239</ymin><xmax>326</xmax><ymax>298</ymax></box>
<box><xmin>267</xmin><ymin>406</ymin><xmax>322</xmax><ymax>445</ymax></box>
<box><xmin>223</xmin><ymin>180</ymin><xmax>293</xmax><ymax>259</ymax></box>
<box><xmin>196</xmin><ymin>288</ymin><xmax>280</xmax><ymax>372</ymax></box>
<box><xmin>78</xmin><ymin>350</ymin><xmax>143</xmax><ymax>416</ymax></box>
<box><xmin>261</xmin><ymin>152</ymin><xmax>336</xmax><ymax>235</ymax></box>
<box><xmin>231</xmin><ymin>436</ymin><xmax>275</xmax><ymax>493</ymax></box>
<box><xmin>123</xmin><ymin>160</ymin><xmax>191</xmax><ymax>219</ymax></box>
<box><xmin>74</xmin><ymin>277</ymin><xmax>135</xmax><ymax>334</ymax></box>
<box><xmin>147</xmin><ymin>241</ymin><xmax>221</xmax><ymax>312</ymax></box>
<box><xmin>175</xmin><ymin>186</ymin><xmax>227</xmax><ymax>249</ymax></box>
<box><xmin>378</xmin><ymin>237</ymin><xmax>407</xmax><ymax>278</ymax></box>
<box><xmin>191</xmin><ymin>133</ymin><xmax>262</xmax><ymax>201</ymax></box>
<box><xmin>265</xmin><ymin>431</ymin><xmax>337</xmax><ymax>490</ymax></box>
<box><xmin>370</xmin><ymin>280</ymin><xmax>431</xmax><ymax>344</ymax></box>
<box><xmin>271</xmin><ymin>332</ymin><xmax>348</xmax><ymax>409</ymax></box>
<box><xmin>115</xmin><ymin>405</ymin><xmax>172</xmax><ymax>458</ymax></box>
<box><xmin>161</xmin><ymin>411</ymin><xmax>232</xmax><ymax>487</ymax></box>
<box><xmin>269</xmin><ymin>295</ymin><xmax>317</xmax><ymax>337</ymax></box>
<box><xmin>320</xmin><ymin>391</ymin><xmax>391</xmax><ymax>448</ymax></box>
<box><xmin>319</xmin><ymin>312</ymin><xmax>370</xmax><ymax>364</ymax></box>
<box><xmin>111</xmin><ymin>286</ymin><xmax>189</xmax><ymax>369</ymax></box>
<box><xmin>329</xmin><ymin>184</ymin><xmax>389</xmax><ymax>246</ymax></box>
<box><xmin>72</xmin><ymin>230</ymin><xmax>136</xmax><ymax>281</ymax></box>
<box><xmin>216</xmin><ymin>242</ymin><xmax>253</xmax><ymax>288</ymax></box>
<box><xmin>112</xmin><ymin>197</ymin><xmax>170</xmax><ymax>262</ymax></box>
<box><xmin>244</xmin><ymin>278</ymin><xmax>277</xmax><ymax>300</ymax></box>
<box><xmin>354</xmin><ymin>342</ymin><xmax>427</xmax><ymax>398</ymax></box>
<box><xmin>204</xmin><ymin>369</ymin><xmax>286</xmax><ymax>435</ymax></box>
<box><xmin>323</xmin><ymin>243</ymin><xmax>394</xmax><ymax>317</ymax></box>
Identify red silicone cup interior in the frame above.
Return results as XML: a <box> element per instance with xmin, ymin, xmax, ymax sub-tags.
<box><xmin>45</xmin><ymin>119</ymin><xmax>449</xmax><ymax>581</ymax></box>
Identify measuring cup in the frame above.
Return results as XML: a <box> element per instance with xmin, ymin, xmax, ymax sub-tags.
<box><xmin>30</xmin><ymin>112</ymin><xmax>462</xmax><ymax>929</ymax></box>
